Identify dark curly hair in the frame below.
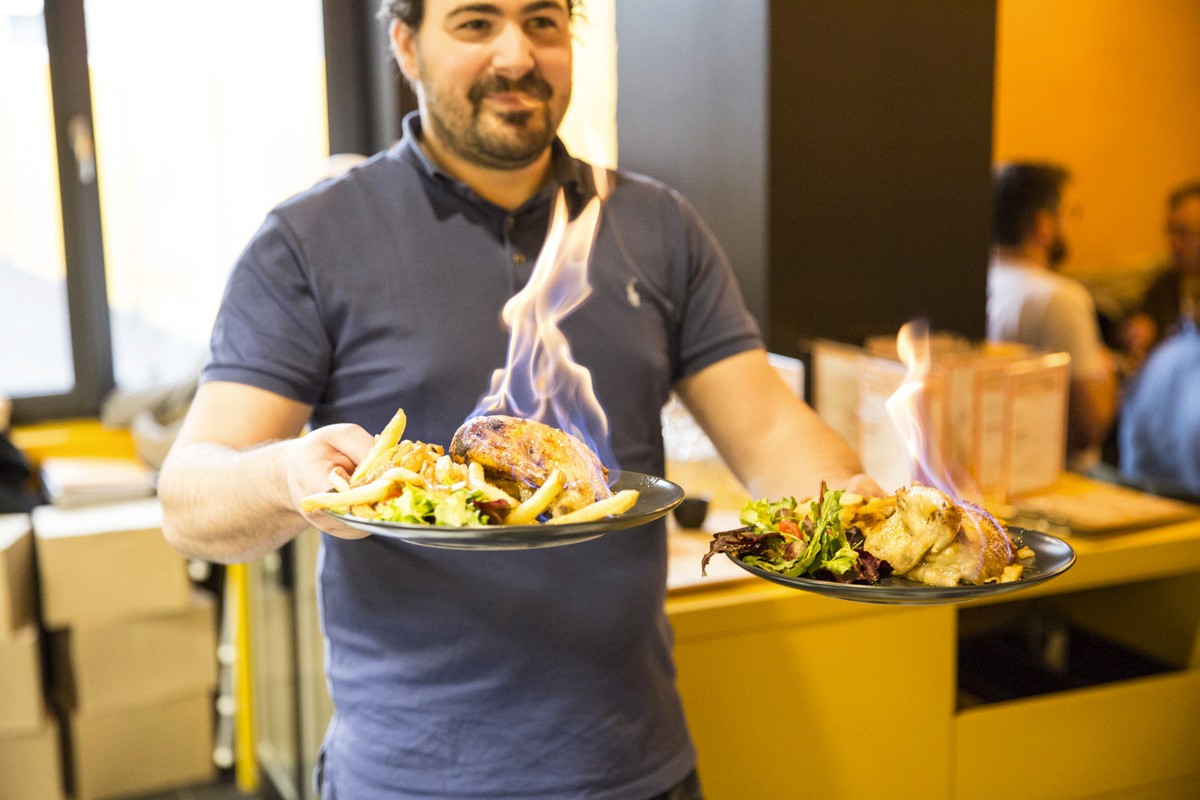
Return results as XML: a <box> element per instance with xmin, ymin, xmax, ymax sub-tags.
<box><xmin>993</xmin><ymin>162</ymin><xmax>1071</xmax><ymax>247</ymax></box>
<box><xmin>1168</xmin><ymin>180</ymin><xmax>1200</xmax><ymax>212</ymax></box>
<box><xmin>378</xmin><ymin>0</ymin><xmax>580</xmax><ymax>29</ymax></box>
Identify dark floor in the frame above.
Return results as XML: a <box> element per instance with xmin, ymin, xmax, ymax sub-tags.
<box><xmin>120</xmin><ymin>778</ymin><xmax>267</xmax><ymax>800</ymax></box>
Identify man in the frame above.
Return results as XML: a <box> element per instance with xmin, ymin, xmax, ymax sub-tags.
<box><xmin>158</xmin><ymin>1</ymin><xmax>874</xmax><ymax>797</ymax></box>
<box><xmin>1119</xmin><ymin>181</ymin><xmax>1200</xmax><ymax>367</ymax></box>
<box><xmin>987</xmin><ymin>162</ymin><xmax>1116</xmax><ymax>470</ymax></box>
<box><xmin>1119</xmin><ymin>318</ymin><xmax>1200</xmax><ymax>498</ymax></box>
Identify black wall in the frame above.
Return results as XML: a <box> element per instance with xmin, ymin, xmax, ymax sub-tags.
<box><xmin>615</xmin><ymin>2</ymin><xmax>770</xmax><ymax>324</ymax></box>
<box><xmin>616</xmin><ymin>0</ymin><xmax>996</xmax><ymax>358</ymax></box>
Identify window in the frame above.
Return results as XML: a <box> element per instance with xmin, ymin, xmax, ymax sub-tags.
<box><xmin>86</xmin><ymin>0</ymin><xmax>329</xmax><ymax>389</ymax></box>
<box><xmin>0</xmin><ymin>3</ymin><xmax>75</xmax><ymax>400</ymax></box>
<box><xmin>3</xmin><ymin>0</ymin><xmax>328</xmax><ymax>422</ymax></box>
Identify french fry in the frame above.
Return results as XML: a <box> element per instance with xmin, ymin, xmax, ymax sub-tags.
<box><xmin>547</xmin><ymin>489</ymin><xmax>639</xmax><ymax>525</ymax></box>
<box><xmin>434</xmin><ymin>454</ymin><xmax>455</xmax><ymax>485</ymax></box>
<box><xmin>328</xmin><ymin>466</ymin><xmax>352</xmax><ymax>493</ymax></box>
<box><xmin>301</xmin><ymin>467</ymin><xmax>412</xmax><ymax>512</ymax></box>
<box><xmin>349</xmin><ymin>408</ymin><xmax>408</xmax><ymax>485</ymax></box>
<box><xmin>504</xmin><ymin>469</ymin><xmax>565</xmax><ymax>525</ymax></box>
<box><xmin>468</xmin><ymin>461</ymin><xmax>518</xmax><ymax>509</ymax></box>
<box><xmin>376</xmin><ymin>465</ymin><xmax>426</xmax><ymax>487</ymax></box>
<box><xmin>385</xmin><ymin>440</ymin><xmax>415</xmax><ymax>470</ymax></box>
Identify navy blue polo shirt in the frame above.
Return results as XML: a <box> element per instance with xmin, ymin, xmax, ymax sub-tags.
<box><xmin>205</xmin><ymin>112</ymin><xmax>762</xmax><ymax>799</ymax></box>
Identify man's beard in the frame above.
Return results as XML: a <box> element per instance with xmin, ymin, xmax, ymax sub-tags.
<box><xmin>1048</xmin><ymin>234</ymin><xmax>1069</xmax><ymax>268</ymax></box>
<box><xmin>423</xmin><ymin>70</ymin><xmax>563</xmax><ymax>170</ymax></box>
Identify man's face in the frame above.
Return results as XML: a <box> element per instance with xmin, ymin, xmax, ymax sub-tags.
<box><xmin>394</xmin><ymin>0</ymin><xmax>573</xmax><ymax>170</ymax></box>
<box><xmin>1167</xmin><ymin>195</ymin><xmax>1200</xmax><ymax>274</ymax></box>
<box><xmin>1046</xmin><ymin>183</ymin><xmax>1078</xmax><ymax>269</ymax></box>
<box><xmin>1047</xmin><ymin>222</ymin><xmax>1069</xmax><ymax>268</ymax></box>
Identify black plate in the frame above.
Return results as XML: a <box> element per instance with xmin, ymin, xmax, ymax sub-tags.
<box><xmin>325</xmin><ymin>471</ymin><xmax>683</xmax><ymax>550</ymax></box>
<box><xmin>726</xmin><ymin>528</ymin><xmax>1075</xmax><ymax>604</ymax></box>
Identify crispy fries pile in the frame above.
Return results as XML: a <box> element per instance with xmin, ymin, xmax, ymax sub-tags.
<box><xmin>300</xmin><ymin>408</ymin><xmax>639</xmax><ymax>527</ymax></box>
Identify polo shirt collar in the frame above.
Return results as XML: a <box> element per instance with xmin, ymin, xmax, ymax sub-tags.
<box><xmin>391</xmin><ymin>111</ymin><xmax>593</xmax><ymax>217</ymax></box>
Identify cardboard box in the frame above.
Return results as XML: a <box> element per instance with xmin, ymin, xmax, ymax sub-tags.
<box><xmin>813</xmin><ymin>338</ymin><xmax>1070</xmax><ymax>501</ymax></box>
<box><xmin>39</xmin><ymin>456</ymin><xmax>156</xmax><ymax>508</ymax></box>
<box><xmin>0</xmin><ymin>625</ymin><xmax>46</xmax><ymax>733</ymax></box>
<box><xmin>0</xmin><ymin>715</ymin><xmax>65</xmax><ymax>800</ymax></box>
<box><xmin>32</xmin><ymin>499</ymin><xmax>191</xmax><ymax>627</ymax></box>
<box><xmin>0</xmin><ymin>513</ymin><xmax>36</xmax><ymax>637</ymax></box>
<box><xmin>51</xmin><ymin>592</ymin><xmax>217</xmax><ymax>712</ymax></box>
<box><xmin>66</xmin><ymin>691</ymin><xmax>214</xmax><ymax>800</ymax></box>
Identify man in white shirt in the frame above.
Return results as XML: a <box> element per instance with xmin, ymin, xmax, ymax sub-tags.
<box><xmin>987</xmin><ymin>162</ymin><xmax>1116</xmax><ymax>470</ymax></box>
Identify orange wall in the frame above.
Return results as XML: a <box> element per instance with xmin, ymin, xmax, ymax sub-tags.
<box><xmin>994</xmin><ymin>0</ymin><xmax>1200</xmax><ymax>275</ymax></box>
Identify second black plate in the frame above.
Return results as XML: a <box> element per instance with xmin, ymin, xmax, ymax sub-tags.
<box><xmin>726</xmin><ymin>528</ymin><xmax>1074</xmax><ymax>604</ymax></box>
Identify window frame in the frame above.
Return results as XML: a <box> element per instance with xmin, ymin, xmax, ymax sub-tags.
<box><xmin>11</xmin><ymin>0</ymin><xmax>113</xmax><ymax>424</ymax></box>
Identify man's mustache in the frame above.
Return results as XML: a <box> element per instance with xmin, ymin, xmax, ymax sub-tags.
<box><xmin>469</xmin><ymin>74</ymin><xmax>553</xmax><ymax>105</ymax></box>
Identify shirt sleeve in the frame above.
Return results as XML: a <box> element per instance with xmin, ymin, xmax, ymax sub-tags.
<box><xmin>202</xmin><ymin>212</ymin><xmax>332</xmax><ymax>405</ymax></box>
<box><xmin>670</xmin><ymin>191</ymin><xmax>764</xmax><ymax>381</ymax></box>
<box><xmin>1041</xmin><ymin>281</ymin><xmax>1108</xmax><ymax>380</ymax></box>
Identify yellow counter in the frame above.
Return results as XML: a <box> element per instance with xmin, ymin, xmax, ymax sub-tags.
<box><xmin>11</xmin><ymin>418</ymin><xmax>137</xmax><ymax>466</ymax></box>
<box><xmin>665</xmin><ymin>484</ymin><xmax>1200</xmax><ymax>800</ymax></box>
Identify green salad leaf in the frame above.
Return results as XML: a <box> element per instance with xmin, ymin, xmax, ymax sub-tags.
<box><xmin>371</xmin><ymin>484</ymin><xmax>488</xmax><ymax>527</ymax></box>
<box><xmin>707</xmin><ymin>483</ymin><xmax>860</xmax><ymax>578</ymax></box>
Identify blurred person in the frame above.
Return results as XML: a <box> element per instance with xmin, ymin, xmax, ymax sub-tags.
<box><xmin>157</xmin><ymin>1</ymin><xmax>877</xmax><ymax>798</ymax></box>
<box><xmin>1118</xmin><ymin>181</ymin><xmax>1200</xmax><ymax>368</ymax></box>
<box><xmin>1119</xmin><ymin>319</ymin><xmax>1200</xmax><ymax>497</ymax></box>
<box><xmin>987</xmin><ymin>162</ymin><xmax>1117</xmax><ymax>471</ymax></box>
<box><xmin>0</xmin><ymin>390</ymin><xmax>43</xmax><ymax>513</ymax></box>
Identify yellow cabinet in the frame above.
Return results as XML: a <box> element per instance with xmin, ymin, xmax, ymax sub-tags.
<box><xmin>669</xmin><ymin>515</ymin><xmax>1200</xmax><ymax>800</ymax></box>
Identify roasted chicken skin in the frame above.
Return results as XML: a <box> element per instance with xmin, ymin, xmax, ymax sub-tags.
<box><xmin>904</xmin><ymin>500</ymin><xmax>1016</xmax><ymax>586</ymax></box>
<box><xmin>450</xmin><ymin>416</ymin><xmax>611</xmax><ymax>517</ymax></box>
<box><xmin>859</xmin><ymin>484</ymin><xmax>961</xmax><ymax>574</ymax></box>
<box><xmin>857</xmin><ymin>484</ymin><xmax>1018</xmax><ymax>586</ymax></box>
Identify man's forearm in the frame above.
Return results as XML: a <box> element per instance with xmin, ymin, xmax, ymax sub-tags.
<box><xmin>158</xmin><ymin>440</ymin><xmax>307</xmax><ymax>564</ymax></box>
<box><xmin>736</xmin><ymin>402</ymin><xmax>866</xmax><ymax>501</ymax></box>
<box><xmin>676</xmin><ymin>350</ymin><xmax>872</xmax><ymax>502</ymax></box>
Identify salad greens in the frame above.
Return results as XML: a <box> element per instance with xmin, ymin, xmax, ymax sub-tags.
<box><xmin>703</xmin><ymin>483</ymin><xmax>891</xmax><ymax>584</ymax></box>
<box><xmin>370</xmin><ymin>484</ymin><xmax>490</xmax><ymax>527</ymax></box>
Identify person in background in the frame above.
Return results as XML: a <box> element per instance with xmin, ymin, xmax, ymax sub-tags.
<box><xmin>1119</xmin><ymin>318</ymin><xmax>1200</xmax><ymax>498</ymax></box>
<box><xmin>987</xmin><ymin>161</ymin><xmax>1117</xmax><ymax>472</ymax></box>
<box><xmin>157</xmin><ymin>1</ymin><xmax>877</xmax><ymax>798</ymax></box>
<box><xmin>0</xmin><ymin>391</ymin><xmax>44</xmax><ymax>513</ymax></box>
<box><xmin>1117</xmin><ymin>181</ymin><xmax>1200</xmax><ymax>370</ymax></box>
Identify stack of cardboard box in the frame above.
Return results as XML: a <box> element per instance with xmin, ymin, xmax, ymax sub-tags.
<box><xmin>0</xmin><ymin>513</ymin><xmax>64</xmax><ymax>800</ymax></box>
<box><xmin>32</xmin><ymin>498</ymin><xmax>217</xmax><ymax>800</ymax></box>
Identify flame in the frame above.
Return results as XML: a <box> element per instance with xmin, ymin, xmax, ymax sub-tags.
<box><xmin>884</xmin><ymin>319</ymin><xmax>980</xmax><ymax>503</ymax></box>
<box><xmin>469</xmin><ymin>167</ymin><xmax>613</xmax><ymax>464</ymax></box>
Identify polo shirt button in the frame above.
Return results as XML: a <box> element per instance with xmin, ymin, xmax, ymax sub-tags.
<box><xmin>512</xmin><ymin>252</ymin><xmax>527</xmax><ymax>266</ymax></box>
<box><xmin>505</xmin><ymin>216</ymin><xmax>516</xmax><ymax>231</ymax></box>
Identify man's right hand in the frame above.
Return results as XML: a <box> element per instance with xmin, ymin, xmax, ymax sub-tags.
<box><xmin>285</xmin><ymin>423</ymin><xmax>377</xmax><ymax>540</ymax></box>
<box><xmin>160</xmin><ymin>381</ymin><xmax>384</xmax><ymax>562</ymax></box>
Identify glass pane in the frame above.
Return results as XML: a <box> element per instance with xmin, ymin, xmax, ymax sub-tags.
<box><xmin>0</xmin><ymin>2</ymin><xmax>75</xmax><ymax>398</ymax></box>
<box><xmin>85</xmin><ymin>0</ymin><xmax>329</xmax><ymax>390</ymax></box>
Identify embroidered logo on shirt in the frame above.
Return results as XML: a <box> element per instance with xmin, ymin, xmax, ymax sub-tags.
<box><xmin>625</xmin><ymin>277</ymin><xmax>641</xmax><ymax>308</ymax></box>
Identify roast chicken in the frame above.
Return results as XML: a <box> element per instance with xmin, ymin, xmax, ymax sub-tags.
<box><xmin>450</xmin><ymin>415</ymin><xmax>611</xmax><ymax>517</ymax></box>
<box><xmin>854</xmin><ymin>484</ymin><xmax>1021</xmax><ymax>586</ymax></box>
